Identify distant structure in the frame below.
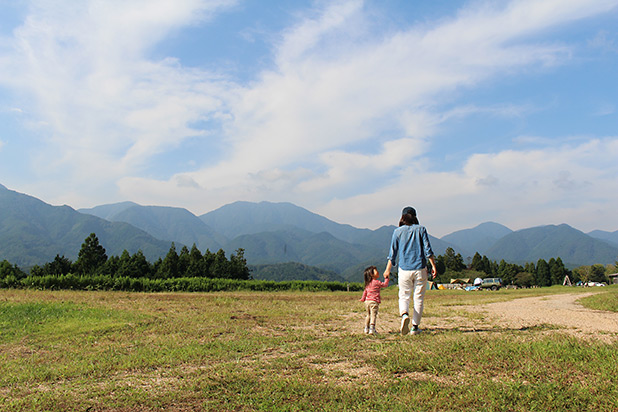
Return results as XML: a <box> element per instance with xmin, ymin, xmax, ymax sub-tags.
<box><xmin>563</xmin><ymin>275</ymin><xmax>572</xmax><ymax>286</ymax></box>
<box><xmin>609</xmin><ymin>273</ymin><xmax>618</xmax><ymax>285</ymax></box>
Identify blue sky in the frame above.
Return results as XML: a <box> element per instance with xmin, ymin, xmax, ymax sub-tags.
<box><xmin>0</xmin><ymin>0</ymin><xmax>617</xmax><ymax>237</ymax></box>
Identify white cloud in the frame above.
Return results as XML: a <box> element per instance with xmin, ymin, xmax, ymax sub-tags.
<box><xmin>1</xmin><ymin>0</ymin><xmax>618</xmax><ymax>236</ymax></box>
<box><xmin>297</xmin><ymin>137</ymin><xmax>428</xmax><ymax>193</ymax></box>
<box><xmin>589</xmin><ymin>29</ymin><xmax>618</xmax><ymax>53</ymax></box>
<box><xmin>276</xmin><ymin>0</ymin><xmax>365</xmax><ymax>68</ymax></box>
<box><xmin>171</xmin><ymin>0</ymin><xmax>599</xmax><ymax>194</ymax></box>
<box><xmin>0</xmin><ymin>0</ymin><xmax>238</xmax><ymax>186</ymax></box>
<box><xmin>318</xmin><ymin>137</ymin><xmax>618</xmax><ymax>236</ymax></box>
<box><xmin>108</xmin><ymin>0</ymin><xmax>618</xmax><ymax>225</ymax></box>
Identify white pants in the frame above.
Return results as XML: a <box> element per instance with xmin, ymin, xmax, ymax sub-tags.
<box><xmin>398</xmin><ymin>268</ymin><xmax>428</xmax><ymax>326</ymax></box>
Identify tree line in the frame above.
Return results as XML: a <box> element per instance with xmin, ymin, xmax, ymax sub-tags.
<box><xmin>1</xmin><ymin>233</ymin><xmax>250</xmax><ymax>281</ymax></box>
<box><xmin>433</xmin><ymin>247</ymin><xmax>615</xmax><ymax>286</ymax></box>
<box><xmin>1</xmin><ymin>236</ymin><xmax>614</xmax><ymax>288</ymax></box>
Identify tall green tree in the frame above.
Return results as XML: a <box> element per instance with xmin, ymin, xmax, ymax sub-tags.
<box><xmin>74</xmin><ymin>233</ymin><xmax>108</xmax><ymax>275</ymax></box>
<box><xmin>549</xmin><ymin>257</ymin><xmax>569</xmax><ymax>285</ymax></box>
<box><xmin>178</xmin><ymin>245</ymin><xmax>191</xmax><ymax>277</ymax></box>
<box><xmin>482</xmin><ymin>256</ymin><xmax>494</xmax><ymax>275</ymax></box>
<box><xmin>115</xmin><ymin>250</ymin><xmax>151</xmax><ymax>278</ymax></box>
<box><xmin>524</xmin><ymin>261</ymin><xmax>536</xmax><ymax>275</ymax></box>
<box><xmin>130</xmin><ymin>250</ymin><xmax>152</xmax><ymax>278</ymax></box>
<box><xmin>157</xmin><ymin>243</ymin><xmax>180</xmax><ymax>278</ymax></box>
<box><xmin>0</xmin><ymin>260</ymin><xmax>27</xmax><ymax>280</ymax></box>
<box><xmin>590</xmin><ymin>264</ymin><xmax>608</xmax><ymax>283</ymax></box>
<box><xmin>444</xmin><ymin>247</ymin><xmax>465</xmax><ymax>272</ymax></box>
<box><xmin>497</xmin><ymin>260</ymin><xmax>521</xmax><ymax>285</ymax></box>
<box><xmin>471</xmin><ymin>252</ymin><xmax>483</xmax><ymax>271</ymax></box>
<box><xmin>229</xmin><ymin>248</ymin><xmax>251</xmax><ymax>280</ymax></box>
<box><xmin>535</xmin><ymin>259</ymin><xmax>551</xmax><ymax>287</ymax></box>
<box><xmin>152</xmin><ymin>257</ymin><xmax>164</xmax><ymax>279</ymax></box>
<box><xmin>186</xmin><ymin>244</ymin><xmax>205</xmax><ymax>278</ymax></box>
<box><xmin>116</xmin><ymin>250</ymin><xmax>133</xmax><ymax>277</ymax></box>
<box><xmin>203</xmin><ymin>249</ymin><xmax>215</xmax><ymax>278</ymax></box>
<box><xmin>100</xmin><ymin>255</ymin><xmax>120</xmax><ymax>277</ymax></box>
<box><xmin>42</xmin><ymin>254</ymin><xmax>72</xmax><ymax>276</ymax></box>
<box><xmin>210</xmin><ymin>249</ymin><xmax>230</xmax><ymax>278</ymax></box>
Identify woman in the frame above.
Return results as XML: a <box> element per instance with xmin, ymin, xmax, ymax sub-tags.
<box><xmin>383</xmin><ymin>206</ymin><xmax>437</xmax><ymax>335</ymax></box>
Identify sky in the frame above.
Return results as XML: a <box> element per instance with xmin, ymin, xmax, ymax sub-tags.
<box><xmin>0</xmin><ymin>0</ymin><xmax>617</xmax><ymax>238</ymax></box>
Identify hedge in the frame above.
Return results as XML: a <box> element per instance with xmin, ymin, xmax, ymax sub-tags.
<box><xmin>1</xmin><ymin>274</ymin><xmax>363</xmax><ymax>293</ymax></box>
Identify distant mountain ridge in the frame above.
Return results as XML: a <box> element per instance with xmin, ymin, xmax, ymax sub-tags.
<box><xmin>441</xmin><ymin>222</ymin><xmax>513</xmax><ymax>256</ymax></box>
<box><xmin>485</xmin><ymin>224</ymin><xmax>618</xmax><ymax>266</ymax></box>
<box><xmin>79</xmin><ymin>203</ymin><xmax>227</xmax><ymax>252</ymax></box>
<box><xmin>225</xmin><ymin>228</ymin><xmax>381</xmax><ymax>274</ymax></box>
<box><xmin>250</xmin><ymin>262</ymin><xmax>345</xmax><ymax>282</ymax></box>
<box><xmin>0</xmin><ymin>185</ymin><xmax>172</xmax><ymax>267</ymax></box>
<box><xmin>588</xmin><ymin>229</ymin><xmax>618</xmax><ymax>247</ymax></box>
<box><xmin>199</xmin><ymin>200</ymin><xmax>373</xmax><ymax>243</ymax></box>
<box><xmin>1</xmin><ymin>184</ymin><xmax>616</xmax><ymax>277</ymax></box>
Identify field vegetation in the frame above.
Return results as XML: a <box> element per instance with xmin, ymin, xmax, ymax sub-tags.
<box><xmin>1</xmin><ymin>285</ymin><xmax>617</xmax><ymax>411</ymax></box>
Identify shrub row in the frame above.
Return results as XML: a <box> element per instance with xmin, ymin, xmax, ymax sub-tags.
<box><xmin>0</xmin><ymin>274</ymin><xmax>363</xmax><ymax>293</ymax></box>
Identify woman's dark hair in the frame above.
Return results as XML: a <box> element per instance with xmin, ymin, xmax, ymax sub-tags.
<box><xmin>399</xmin><ymin>212</ymin><xmax>419</xmax><ymax>226</ymax></box>
<box><xmin>363</xmin><ymin>265</ymin><xmax>377</xmax><ymax>287</ymax></box>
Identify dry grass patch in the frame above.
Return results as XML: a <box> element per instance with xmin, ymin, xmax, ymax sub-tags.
<box><xmin>2</xmin><ymin>287</ymin><xmax>617</xmax><ymax>411</ymax></box>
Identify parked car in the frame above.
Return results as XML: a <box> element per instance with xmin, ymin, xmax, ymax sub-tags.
<box><xmin>480</xmin><ymin>278</ymin><xmax>503</xmax><ymax>290</ymax></box>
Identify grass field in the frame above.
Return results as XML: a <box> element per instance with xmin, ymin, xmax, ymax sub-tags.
<box><xmin>1</xmin><ymin>286</ymin><xmax>617</xmax><ymax>411</ymax></box>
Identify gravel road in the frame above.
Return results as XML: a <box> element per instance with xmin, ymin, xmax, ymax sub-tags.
<box><xmin>467</xmin><ymin>291</ymin><xmax>618</xmax><ymax>340</ymax></box>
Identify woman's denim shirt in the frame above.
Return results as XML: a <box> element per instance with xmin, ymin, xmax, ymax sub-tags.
<box><xmin>387</xmin><ymin>224</ymin><xmax>434</xmax><ymax>270</ymax></box>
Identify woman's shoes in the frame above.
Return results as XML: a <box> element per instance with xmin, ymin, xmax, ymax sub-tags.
<box><xmin>400</xmin><ymin>314</ymin><xmax>410</xmax><ymax>335</ymax></box>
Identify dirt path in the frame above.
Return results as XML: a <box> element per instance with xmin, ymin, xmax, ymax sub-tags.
<box><xmin>471</xmin><ymin>292</ymin><xmax>618</xmax><ymax>333</ymax></box>
<box><xmin>425</xmin><ymin>291</ymin><xmax>618</xmax><ymax>341</ymax></box>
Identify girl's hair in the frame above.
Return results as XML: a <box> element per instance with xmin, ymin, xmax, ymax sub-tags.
<box><xmin>363</xmin><ymin>265</ymin><xmax>378</xmax><ymax>287</ymax></box>
<box><xmin>399</xmin><ymin>212</ymin><xmax>419</xmax><ymax>226</ymax></box>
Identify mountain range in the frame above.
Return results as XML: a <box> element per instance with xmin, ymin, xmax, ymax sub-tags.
<box><xmin>0</xmin><ymin>184</ymin><xmax>616</xmax><ymax>280</ymax></box>
<box><xmin>0</xmin><ymin>184</ymin><xmax>172</xmax><ymax>266</ymax></box>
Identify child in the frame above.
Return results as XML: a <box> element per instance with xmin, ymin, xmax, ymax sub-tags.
<box><xmin>360</xmin><ymin>265</ymin><xmax>389</xmax><ymax>334</ymax></box>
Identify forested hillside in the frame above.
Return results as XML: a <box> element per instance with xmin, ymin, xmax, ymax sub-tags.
<box><xmin>1</xmin><ymin>184</ymin><xmax>616</xmax><ymax>280</ymax></box>
<box><xmin>0</xmin><ymin>185</ymin><xmax>171</xmax><ymax>267</ymax></box>
<box><xmin>485</xmin><ymin>224</ymin><xmax>618</xmax><ymax>266</ymax></box>
<box><xmin>80</xmin><ymin>203</ymin><xmax>226</xmax><ymax>252</ymax></box>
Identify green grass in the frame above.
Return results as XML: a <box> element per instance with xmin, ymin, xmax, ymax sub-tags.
<box><xmin>578</xmin><ymin>284</ymin><xmax>618</xmax><ymax>312</ymax></box>
<box><xmin>0</xmin><ymin>287</ymin><xmax>616</xmax><ymax>411</ymax></box>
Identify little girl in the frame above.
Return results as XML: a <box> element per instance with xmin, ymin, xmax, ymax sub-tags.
<box><xmin>360</xmin><ymin>265</ymin><xmax>389</xmax><ymax>334</ymax></box>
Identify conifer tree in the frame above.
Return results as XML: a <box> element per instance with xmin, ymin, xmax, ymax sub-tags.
<box><xmin>535</xmin><ymin>259</ymin><xmax>551</xmax><ymax>286</ymax></box>
<box><xmin>74</xmin><ymin>233</ymin><xmax>108</xmax><ymax>275</ymax></box>
<box><xmin>157</xmin><ymin>243</ymin><xmax>180</xmax><ymax>278</ymax></box>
